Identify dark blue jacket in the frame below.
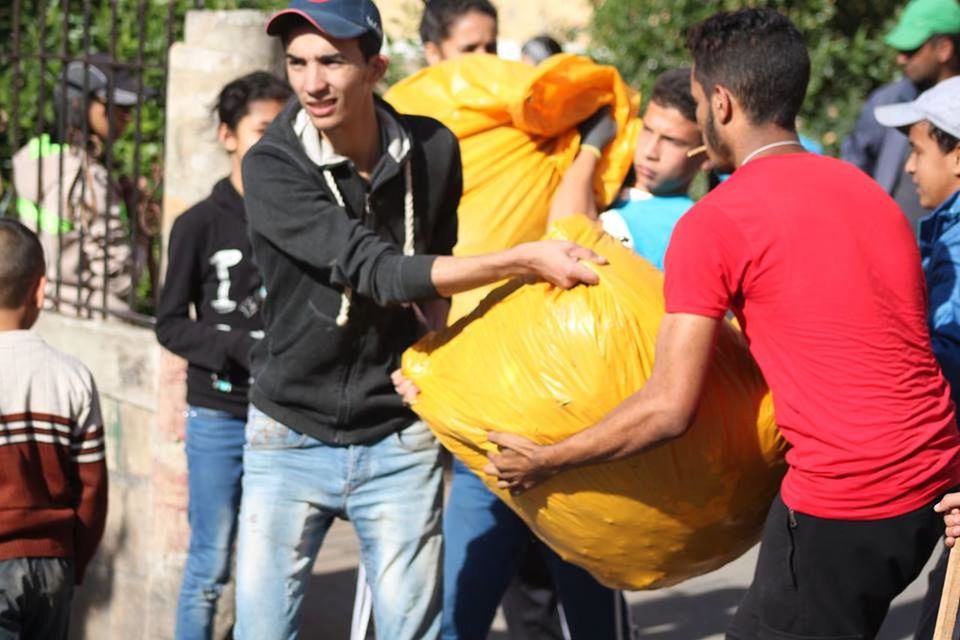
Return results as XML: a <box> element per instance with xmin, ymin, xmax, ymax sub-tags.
<box><xmin>921</xmin><ymin>190</ymin><xmax>960</xmax><ymax>405</ymax></box>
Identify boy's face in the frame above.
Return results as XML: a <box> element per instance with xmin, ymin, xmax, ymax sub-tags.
<box><xmin>221</xmin><ymin>99</ymin><xmax>287</xmax><ymax>161</ymax></box>
<box><xmin>905</xmin><ymin>120</ymin><xmax>960</xmax><ymax>209</ymax></box>
<box><xmin>424</xmin><ymin>10</ymin><xmax>497</xmax><ymax>65</ymax></box>
<box><xmin>633</xmin><ymin>100</ymin><xmax>706</xmax><ymax>196</ymax></box>
<box><xmin>284</xmin><ymin>25</ymin><xmax>386</xmax><ymax>133</ymax></box>
<box><xmin>88</xmin><ymin>99</ymin><xmax>133</xmax><ymax>141</ymax></box>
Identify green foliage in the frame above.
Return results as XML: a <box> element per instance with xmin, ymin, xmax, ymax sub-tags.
<box><xmin>590</xmin><ymin>0</ymin><xmax>903</xmax><ymax>155</ymax></box>
<box><xmin>0</xmin><ymin>0</ymin><xmax>278</xmax><ymax>315</ymax></box>
<box><xmin>0</xmin><ymin>0</ymin><xmax>282</xmax><ymax>188</ymax></box>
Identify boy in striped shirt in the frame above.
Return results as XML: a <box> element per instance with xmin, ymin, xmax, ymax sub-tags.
<box><xmin>0</xmin><ymin>219</ymin><xmax>107</xmax><ymax>638</ymax></box>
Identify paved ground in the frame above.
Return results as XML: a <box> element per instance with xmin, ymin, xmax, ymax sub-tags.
<box><xmin>301</xmin><ymin>519</ymin><xmax>944</xmax><ymax>639</ymax></box>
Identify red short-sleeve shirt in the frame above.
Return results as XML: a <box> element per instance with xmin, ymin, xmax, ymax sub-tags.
<box><xmin>664</xmin><ymin>153</ymin><xmax>960</xmax><ymax>520</ymax></box>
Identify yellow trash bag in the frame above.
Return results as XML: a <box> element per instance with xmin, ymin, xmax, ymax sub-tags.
<box><xmin>385</xmin><ymin>54</ymin><xmax>642</xmax><ymax>322</ymax></box>
<box><xmin>401</xmin><ymin>214</ymin><xmax>788</xmax><ymax>590</ymax></box>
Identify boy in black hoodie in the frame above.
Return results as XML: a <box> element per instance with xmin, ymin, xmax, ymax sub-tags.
<box><xmin>155</xmin><ymin>71</ymin><xmax>291</xmax><ymax>640</ymax></box>
<box><xmin>233</xmin><ymin>2</ymin><xmax>603</xmax><ymax>639</ymax></box>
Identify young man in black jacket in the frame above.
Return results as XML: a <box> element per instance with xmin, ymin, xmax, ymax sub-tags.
<box><xmin>155</xmin><ymin>71</ymin><xmax>291</xmax><ymax>640</ymax></box>
<box><xmin>233</xmin><ymin>2</ymin><xmax>602</xmax><ymax>639</ymax></box>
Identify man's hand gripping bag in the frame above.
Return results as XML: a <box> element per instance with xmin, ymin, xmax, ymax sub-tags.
<box><xmin>401</xmin><ymin>215</ymin><xmax>788</xmax><ymax>590</ymax></box>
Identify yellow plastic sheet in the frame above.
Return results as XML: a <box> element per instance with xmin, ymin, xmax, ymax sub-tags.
<box><xmin>402</xmin><ymin>214</ymin><xmax>788</xmax><ymax>590</ymax></box>
<box><xmin>385</xmin><ymin>54</ymin><xmax>642</xmax><ymax>322</ymax></box>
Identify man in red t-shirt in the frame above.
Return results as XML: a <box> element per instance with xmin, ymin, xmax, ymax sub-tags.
<box><xmin>475</xmin><ymin>8</ymin><xmax>960</xmax><ymax>637</ymax></box>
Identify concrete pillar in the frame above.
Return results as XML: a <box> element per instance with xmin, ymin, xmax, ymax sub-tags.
<box><xmin>162</xmin><ymin>9</ymin><xmax>284</xmax><ymax>241</ymax></box>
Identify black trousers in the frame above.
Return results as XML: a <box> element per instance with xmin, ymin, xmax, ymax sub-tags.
<box><xmin>728</xmin><ymin>492</ymin><xmax>942</xmax><ymax>639</ymax></box>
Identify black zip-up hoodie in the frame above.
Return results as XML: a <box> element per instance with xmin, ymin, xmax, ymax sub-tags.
<box><xmin>155</xmin><ymin>178</ymin><xmax>262</xmax><ymax>419</ymax></box>
<box><xmin>242</xmin><ymin>97</ymin><xmax>461</xmax><ymax>445</ymax></box>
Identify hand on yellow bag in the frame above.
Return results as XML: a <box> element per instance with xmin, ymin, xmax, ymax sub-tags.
<box><xmin>391</xmin><ymin>369</ymin><xmax>419</xmax><ymax>406</ymax></box>
<box><xmin>510</xmin><ymin>240</ymin><xmax>607</xmax><ymax>289</ymax></box>
<box><xmin>484</xmin><ymin>431</ymin><xmax>556</xmax><ymax>494</ymax></box>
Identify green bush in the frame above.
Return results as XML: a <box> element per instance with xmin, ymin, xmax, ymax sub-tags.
<box><xmin>589</xmin><ymin>0</ymin><xmax>903</xmax><ymax>155</ymax></box>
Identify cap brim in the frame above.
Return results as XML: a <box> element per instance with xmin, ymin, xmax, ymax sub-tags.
<box><xmin>885</xmin><ymin>23</ymin><xmax>929</xmax><ymax>51</ymax></box>
<box><xmin>96</xmin><ymin>80</ymin><xmax>153</xmax><ymax>107</ymax></box>
<box><xmin>108</xmin><ymin>87</ymin><xmax>141</xmax><ymax>107</ymax></box>
<box><xmin>265</xmin><ymin>9</ymin><xmax>367</xmax><ymax>39</ymax></box>
<box><xmin>874</xmin><ymin>102</ymin><xmax>925</xmax><ymax>129</ymax></box>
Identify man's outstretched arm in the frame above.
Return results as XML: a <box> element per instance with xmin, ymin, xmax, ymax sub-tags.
<box><xmin>485</xmin><ymin>312</ymin><xmax>720</xmax><ymax>492</ymax></box>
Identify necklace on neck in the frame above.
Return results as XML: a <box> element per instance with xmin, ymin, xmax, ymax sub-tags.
<box><xmin>741</xmin><ymin>140</ymin><xmax>804</xmax><ymax>166</ymax></box>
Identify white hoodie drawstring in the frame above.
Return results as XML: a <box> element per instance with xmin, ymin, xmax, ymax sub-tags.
<box><xmin>324</xmin><ymin>161</ymin><xmax>415</xmax><ymax>327</ymax></box>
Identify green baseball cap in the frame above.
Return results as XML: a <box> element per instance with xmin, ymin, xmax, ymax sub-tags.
<box><xmin>885</xmin><ymin>0</ymin><xmax>960</xmax><ymax>51</ymax></box>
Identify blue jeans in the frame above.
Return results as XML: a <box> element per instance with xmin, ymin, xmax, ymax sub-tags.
<box><xmin>0</xmin><ymin>557</ymin><xmax>73</xmax><ymax>640</ymax></box>
<box><xmin>174</xmin><ymin>406</ymin><xmax>246</xmax><ymax>640</ymax></box>
<box><xmin>443</xmin><ymin>460</ymin><xmax>622</xmax><ymax>640</ymax></box>
<box><xmin>234</xmin><ymin>405</ymin><xmax>443</xmax><ymax>640</ymax></box>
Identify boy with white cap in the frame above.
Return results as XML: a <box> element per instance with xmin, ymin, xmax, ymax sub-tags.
<box><xmin>876</xmin><ymin>74</ymin><xmax>960</xmax><ymax>639</ymax></box>
<box><xmin>876</xmin><ymin>75</ymin><xmax>960</xmax><ymax>404</ymax></box>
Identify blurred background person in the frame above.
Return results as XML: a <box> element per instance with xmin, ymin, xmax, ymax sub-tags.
<box><xmin>155</xmin><ymin>70</ymin><xmax>291</xmax><ymax>640</ymax></box>
<box><xmin>842</xmin><ymin>0</ymin><xmax>960</xmax><ymax>235</ymax></box>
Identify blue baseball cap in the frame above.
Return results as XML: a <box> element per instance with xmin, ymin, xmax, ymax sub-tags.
<box><xmin>266</xmin><ymin>0</ymin><xmax>383</xmax><ymax>49</ymax></box>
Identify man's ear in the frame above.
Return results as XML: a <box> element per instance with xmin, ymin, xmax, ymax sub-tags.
<box><xmin>713</xmin><ymin>85</ymin><xmax>734</xmax><ymax>125</ymax></box>
<box><xmin>368</xmin><ymin>54</ymin><xmax>389</xmax><ymax>84</ymax></box>
<box><xmin>33</xmin><ymin>275</ymin><xmax>47</xmax><ymax>310</ymax></box>
<box><xmin>952</xmin><ymin>144</ymin><xmax>960</xmax><ymax>178</ymax></box>
<box><xmin>424</xmin><ymin>42</ymin><xmax>443</xmax><ymax>67</ymax></box>
<box><xmin>218</xmin><ymin>122</ymin><xmax>238</xmax><ymax>154</ymax></box>
<box><xmin>935</xmin><ymin>36</ymin><xmax>956</xmax><ymax>65</ymax></box>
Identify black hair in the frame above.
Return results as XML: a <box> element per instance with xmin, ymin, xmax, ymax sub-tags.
<box><xmin>649</xmin><ymin>68</ymin><xmax>697</xmax><ymax>124</ymax></box>
<box><xmin>0</xmin><ymin>219</ymin><xmax>45</xmax><ymax>309</ymax></box>
<box><xmin>215</xmin><ymin>71</ymin><xmax>292</xmax><ymax>131</ymax></box>
<box><xmin>929</xmin><ymin>122</ymin><xmax>960</xmax><ymax>154</ymax></box>
<box><xmin>419</xmin><ymin>0</ymin><xmax>498</xmax><ymax>46</ymax></box>
<box><xmin>358</xmin><ymin>30</ymin><xmax>382</xmax><ymax>60</ymax></box>
<box><xmin>521</xmin><ymin>35</ymin><xmax>562</xmax><ymax>64</ymax></box>
<box><xmin>51</xmin><ymin>84</ymin><xmax>90</xmax><ymax>147</ymax></box>
<box><xmin>686</xmin><ymin>8</ymin><xmax>810</xmax><ymax>129</ymax></box>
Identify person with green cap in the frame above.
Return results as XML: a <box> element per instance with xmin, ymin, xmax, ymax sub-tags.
<box><xmin>842</xmin><ymin>0</ymin><xmax>960</xmax><ymax>235</ymax></box>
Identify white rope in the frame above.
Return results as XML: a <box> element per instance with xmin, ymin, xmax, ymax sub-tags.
<box><xmin>402</xmin><ymin>161</ymin><xmax>415</xmax><ymax>257</ymax></box>
<box><xmin>324</xmin><ymin>161</ymin><xmax>415</xmax><ymax>327</ymax></box>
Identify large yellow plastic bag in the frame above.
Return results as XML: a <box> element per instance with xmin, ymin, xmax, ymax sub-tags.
<box><xmin>401</xmin><ymin>214</ymin><xmax>787</xmax><ymax>590</ymax></box>
<box><xmin>386</xmin><ymin>54</ymin><xmax>642</xmax><ymax>322</ymax></box>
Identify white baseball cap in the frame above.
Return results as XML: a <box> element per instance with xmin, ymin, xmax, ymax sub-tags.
<box><xmin>875</xmin><ymin>76</ymin><xmax>960</xmax><ymax>139</ymax></box>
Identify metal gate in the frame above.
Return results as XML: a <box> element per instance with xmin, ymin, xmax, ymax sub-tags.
<box><xmin>0</xmin><ymin>0</ymin><xmax>200</xmax><ymax>325</ymax></box>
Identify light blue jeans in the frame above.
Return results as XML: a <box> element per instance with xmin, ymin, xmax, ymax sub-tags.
<box><xmin>444</xmin><ymin>459</ymin><xmax>624</xmax><ymax>640</ymax></box>
<box><xmin>174</xmin><ymin>405</ymin><xmax>246</xmax><ymax>640</ymax></box>
<box><xmin>234</xmin><ymin>405</ymin><xmax>443</xmax><ymax>640</ymax></box>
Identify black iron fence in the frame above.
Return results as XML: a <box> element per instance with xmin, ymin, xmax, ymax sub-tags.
<box><xmin>0</xmin><ymin>0</ymin><xmax>204</xmax><ymax>325</ymax></box>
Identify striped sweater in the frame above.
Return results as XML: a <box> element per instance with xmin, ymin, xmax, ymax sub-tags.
<box><xmin>0</xmin><ymin>330</ymin><xmax>108</xmax><ymax>584</ymax></box>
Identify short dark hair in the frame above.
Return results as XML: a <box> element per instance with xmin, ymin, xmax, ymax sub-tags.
<box><xmin>521</xmin><ymin>35</ymin><xmax>562</xmax><ymax>64</ymax></box>
<box><xmin>0</xmin><ymin>219</ymin><xmax>45</xmax><ymax>309</ymax></box>
<box><xmin>649</xmin><ymin>68</ymin><xmax>697</xmax><ymax>124</ymax></box>
<box><xmin>934</xmin><ymin>34</ymin><xmax>960</xmax><ymax>74</ymax></box>
<box><xmin>929</xmin><ymin>122</ymin><xmax>960</xmax><ymax>154</ymax></box>
<box><xmin>419</xmin><ymin>0</ymin><xmax>498</xmax><ymax>46</ymax></box>
<box><xmin>686</xmin><ymin>8</ymin><xmax>810</xmax><ymax>129</ymax></box>
<box><xmin>215</xmin><ymin>71</ymin><xmax>292</xmax><ymax>130</ymax></box>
